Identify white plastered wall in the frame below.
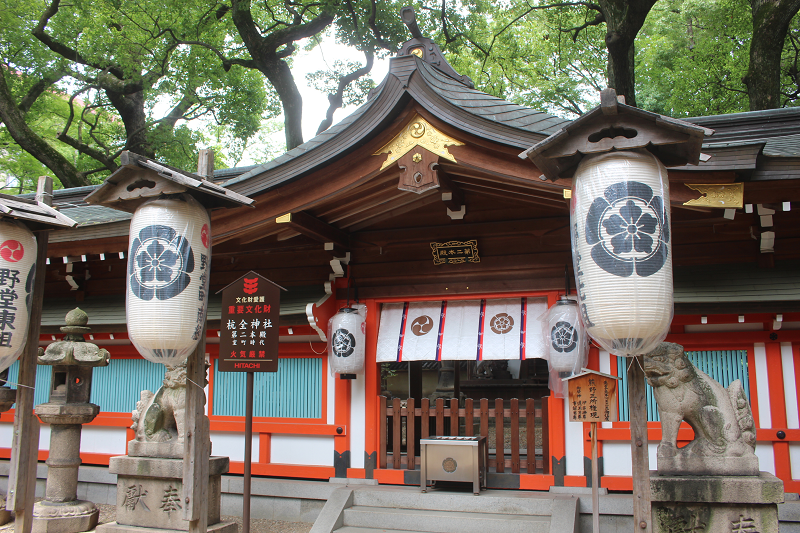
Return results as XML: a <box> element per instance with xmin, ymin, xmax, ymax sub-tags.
<box><xmin>350</xmin><ymin>374</ymin><xmax>366</xmax><ymax>469</ymax></box>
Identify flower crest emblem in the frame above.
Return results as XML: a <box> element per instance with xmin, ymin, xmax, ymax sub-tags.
<box><xmin>551</xmin><ymin>321</ymin><xmax>578</xmax><ymax>353</ymax></box>
<box><xmin>129</xmin><ymin>225</ymin><xmax>194</xmax><ymax>301</ymax></box>
<box><xmin>585</xmin><ymin>181</ymin><xmax>669</xmax><ymax>277</ymax></box>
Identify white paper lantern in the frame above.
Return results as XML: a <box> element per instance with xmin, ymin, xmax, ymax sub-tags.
<box><xmin>0</xmin><ymin>219</ymin><xmax>37</xmax><ymax>372</ymax></box>
<box><xmin>546</xmin><ymin>298</ymin><xmax>586</xmax><ymax>373</ymax></box>
<box><xmin>328</xmin><ymin>306</ymin><xmax>366</xmax><ymax>377</ymax></box>
<box><xmin>126</xmin><ymin>194</ymin><xmax>210</xmax><ymax>367</ymax></box>
<box><xmin>571</xmin><ymin>150</ymin><xmax>673</xmax><ymax>356</ymax></box>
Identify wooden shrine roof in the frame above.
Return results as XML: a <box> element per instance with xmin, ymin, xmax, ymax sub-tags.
<box><xmin>0</xmin><ymin>192</ymin><xmax>77</xmax><ymax>230</ymax></box>
<box><xmin>222</xmin><ymin>55</ymin><xmax>570</xmax><ymax>197</ymax></box>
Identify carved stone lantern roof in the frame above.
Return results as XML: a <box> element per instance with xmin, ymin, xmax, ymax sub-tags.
<box><xmin>39</xmin><ymin>308</ymin><xmax>110</xmax><ymax>367</ymax></box>
<box><xmin>520</xmin><ymin>88</ymin><xmax>715</xmax><ymax>182</ymax></box>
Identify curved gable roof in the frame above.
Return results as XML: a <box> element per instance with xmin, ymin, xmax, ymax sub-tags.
<box><xmin>224</xmin><ymin>55</ymin><xmax>568</xmax><ymax>197</ymax></box>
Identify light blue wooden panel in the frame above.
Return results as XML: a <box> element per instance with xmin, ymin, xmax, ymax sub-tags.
<box><xmin>212</xmin><ymin>358</ymin><xmax>322</xmax><ymax>418</ymax></box>
<box><xmin>6</xmin><ymin>358</ymin><xmax>165</xmax><ymax>413</ymax></box>
<box><xmin>5</xmin><ymin>361</ymin><xmax>51</xmax><ymax>406</ymax></box>
<box><xmin>618</xmin><ymin>350</ymin><xmax>750</xmax><ymax>422</ymax></box>
<box><xmin>90</xmin><ymin>358</ymin><xmax>165</xmax><ymax>413</ymax></box>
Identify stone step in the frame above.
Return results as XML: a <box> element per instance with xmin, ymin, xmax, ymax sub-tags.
<box><xmin>335</xmin><ymin>526</ymin><xmax>432</xmax><ymax>533</ymax></box>
<box><xmin>341</xmin><ymin>506</ymin><xmax>551</xmax><ymax>533</ymax></box>
<box><xmin>352</xmin><ymin>489</ymin><xmax>556</xmax><ymax>516</ymax></box>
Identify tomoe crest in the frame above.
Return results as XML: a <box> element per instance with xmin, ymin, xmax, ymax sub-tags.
<box><xmin>129</xmin><ymin>225</ymin><xmax>194</xmax><ymax>301</ymax></box>
<box><xmin>584</xmin><ymin>181</ymin><xmax>669</xmax><ymax>278</ymax></box>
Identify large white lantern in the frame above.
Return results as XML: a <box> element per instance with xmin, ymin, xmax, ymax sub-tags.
<box><xmin>328</xmin><ymin>306</ymin><xmax>366</xmax><ymax>377</ymax></box>
<box><xmin>571</xmin><ymin>150</ymin><xmax>673</xmax><ymax>356</ymax></box>
<box><xmin>0</xmin><ymin>219</ymin><xmax>37</xmax><ymax>372</ymax></box>
<box><xmin>126</xmin><ymin>194</ymin><xmax>210</xmax><ymax>367</ymax></box>
<box><xmin>543</xmin><ymin>297</ymin><xmax>587</xmax><ymax>398</ymax></box>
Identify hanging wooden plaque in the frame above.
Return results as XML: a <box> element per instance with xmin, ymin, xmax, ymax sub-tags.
<box><xmin>430</xmin><ymin>240</ymin><xmax>479</xmax><ymax>265</ymax></box>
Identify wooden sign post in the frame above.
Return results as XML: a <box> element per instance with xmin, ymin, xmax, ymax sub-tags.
<box><xmin>566</xmin><ymin>370</ymin><xmax>620</xmax><ymax>533</ymax></box>
<box><xmin>1</xmin><ymin>177</ymin><xmax>77</xmax><ymax>533</ymax></box>
<box><xmin>217</xmin><ymin>272</ymin><xmax>285</xmax><ymax>533</ymax></box>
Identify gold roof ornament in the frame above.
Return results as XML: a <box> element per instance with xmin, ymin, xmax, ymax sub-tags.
<box><xmin>375</xmin><ymin>116</ymin><xmax>464</xmax><ymax>170</ymax></box>
<box><xmin>683</xmin><ymin>183</ymin><xmax>744</xmax><ymax>208</ymax></box>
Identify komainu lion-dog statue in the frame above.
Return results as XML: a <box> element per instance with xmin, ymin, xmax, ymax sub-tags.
<box><xmin>129</xmin><ymin>361</ymin><xmax>209</xmax><ymax>457</ymax></box>
<box><xmin>643</xmin><ymin>342</ymin><xmax>759</xmax><ymax>476</ymax></box>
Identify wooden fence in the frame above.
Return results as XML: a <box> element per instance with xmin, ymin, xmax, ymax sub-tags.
<box><xmin>379</xmin><ymin>397</ymin><xmax>551</xmax><ymax>474</ymax></box>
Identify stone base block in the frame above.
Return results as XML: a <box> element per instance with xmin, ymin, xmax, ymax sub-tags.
<box><xmin>0</xmin><ymin>495</ymin><xmax>11</xmax><ymax>526</ymax></box>
<box><xmin>126</xmin><ymin>441</ymin><xmax>183</xmax><ymax>459</ymax></box>
<box><xmin>656</xmin><ymin>453</ymin><xmax>760</xmax><ymax>476</ymax></box>
<box><xmin>97</xmin><ymin>521</ymin><xmax>237</xmax><ymax>533</ymax></box>
<box><xmin>651</xmin><ymin>471</ymin><xmax>783</xmax><ymax>533</ymax></box>
<box><xmin>108</xmin><ymin>456</ymin><xmax>229</xmax><ymax>531</ymax></box>
<box><xmin>32</xmin><ymin>500</ymin><xmax>99</xmax><ymax>533</ymax></box>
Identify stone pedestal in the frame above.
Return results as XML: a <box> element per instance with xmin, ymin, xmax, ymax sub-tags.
<box><xmin>96</xmin><ymin>456</ymin><xmax>236</xmax><ymax>533</ymax></box>
<box><xmin>651</xmin><ymin>471</ymin><xmax>784</xmax><ymax>533</ymax></box>
<box><xmin>0</xmin><ymin>494</ymin><xmax>11</xmax><ymax>526</ymax></box>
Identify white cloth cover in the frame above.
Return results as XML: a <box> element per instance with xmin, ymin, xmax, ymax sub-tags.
<box><xmin>543</xmin><ymin>298</ymin><xmax>587</xmax><ymax>373</ymax></box>
<box><xmin>126</xmin><ymin>194</ymin><xmax>210</xmax><ymax>367</ymax></box>
<box><xmin>571</xmin><ymin>150</ymin><xmax>673</xmax><ymax>356</ymax></box>
<box><xmin>376</xmin><ymin>298</ymin><xmax>547</xmax><ymax>362</ymax></box>
<box><xmin>328</xmin><ymin>305</ymin><xmax>366</xmax><ymax>375</ymax></box>
<box><xmin>0</xmin><ymin>219</ymin><xmax>37</xmax><ymax>372</ymax></box>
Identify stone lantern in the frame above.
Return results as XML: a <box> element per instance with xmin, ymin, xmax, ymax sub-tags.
<box><xmin>33</xmin><ymin>308</ymin><xmax>109</xmax><ymax>533</ymax></box>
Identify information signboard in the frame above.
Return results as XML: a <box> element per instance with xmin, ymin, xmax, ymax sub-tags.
<box><xmin>566</xmin><ymin>370</ymin><xmax>620</xmax><ymax>423</ymax></box>
<box><xmin>217</xmin><ymin>271</ymin><xmax>285</xmax><ymax>372</ymax></box>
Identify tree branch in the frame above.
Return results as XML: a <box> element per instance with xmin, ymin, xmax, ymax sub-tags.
<box><xmin>317</xmin><ymin>51</ymin><xmax>374</xmax><ymax>134</ymax></box>
<box><xmin>55</xmin><ymin>131</ymin><xmax>118</xmax><ymax>172</ymax></box>
<box><xmin>0</xmin><ymin>67</ymin><xmax>89</xmax><ymax>188</ymax></box>
<box><xmin>33</xmin><ymin>0</ymin><xmax>127</xmax><ymax>80</ymax></box>
<box><xmin>18</xmin><ymin>70</ymin><xmax>66</xmax><ymax>114</ymax></box>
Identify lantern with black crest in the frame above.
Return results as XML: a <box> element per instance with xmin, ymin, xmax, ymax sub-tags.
<box><xmin>571</xmin><ymin>151</ymin><xmax>673</xmax><ymax>356</ymax></box>
<box><xmin>328</xmin><ymin>305</ymin><xmax>366</xmax><ymax>378</ymax></box>
<box><xmin>522</xmin><ymin>89</ymin><xmax>710</xmax><ymax>358</ymax></box>
<box><xmin>543</xmin><ymin>297</ymin><xmax>587</xmax><ymax>398</ymax></box>
<box><xmin>84</xmin><ymin>151</ymin><xmax>253</xmax><ymax>368</ymax></box>
<box><xmin>126</xmin><ymin>194</ymin><xmax>211</xmax><ymax>367</ymax></box>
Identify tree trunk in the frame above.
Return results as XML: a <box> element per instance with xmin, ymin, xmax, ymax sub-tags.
<box><xmin>0</xmin><ymin>68</ymin><xmax>89</xmax><ymax>188</ymax></box>
<box><xmin>258</xmin><ymin>56</ymin><xmax>305</xmax><ymax>151</ymax></box>
<box><xmin>743</xmin><ymin>0</ymin><xmax>800</xmax><ymax>110</ymax></box>
<box><xmin>106</xmin><ymin>88</ymin><xmax>154</xmax><ymax>158</ymax></box>
<box><xmin>598</xmin><ymin>0</ymin><xmax>658</xmax><ymax>108</ymax></box>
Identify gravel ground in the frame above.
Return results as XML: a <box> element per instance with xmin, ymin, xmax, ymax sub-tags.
<box><xmin>0</xmin><ymin>502</ymin><xmax>312</xmax><ymax>533</ymax></box>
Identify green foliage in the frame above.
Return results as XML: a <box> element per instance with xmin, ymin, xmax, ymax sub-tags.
<box><xmin>636</xmin><ymin>0</ymin><xmax>752</xmax><ymax>117</ymax></box>
<box><xmin>306</xmin><ymin>59</ymin><xmax>376</xmax><ymax>108</ymax></box>
<box><xmin>0</xmin><ymin>0</ymin><xmax>272</xmax><ymax>189</ymax></box>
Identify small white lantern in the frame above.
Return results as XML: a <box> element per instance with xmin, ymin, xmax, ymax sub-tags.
<box><xmin>571</xmin><ymin>150</ymin><xmax>673</xmax><ymax>356</ymax></box>
<box><xmin>0</xmin><ymin>219</ymin><xmax>37</xmax><ymax>372</ymax></box>
<box><xmin>126</xmin><ymin>194</ymin><xmax>210</xmax><ymax>367</ymax></box>
<box><xmin>543</xmin><ymin>297</ymin><xmax>586</xmax><ymax>397</ymax></box>
<box><xmin>328</xmin><ymin>306</ymin><xmax>366</xmax><ymax>377</ymax></box>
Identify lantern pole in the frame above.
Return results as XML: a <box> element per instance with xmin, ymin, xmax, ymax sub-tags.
<box><xmin>243</xmin><ymin>371</ymin><xmax>254</xmax><ymax>533</ymax></box>
<box><xmin>182</xmin><ymin>149</ymin><xmax>216</xmax><ymax>533</ymax></box>
<box><xmin>183</xmin><ymin>323</ymin><xmax>209</xmax><ymax>533</ymax></box>
<box><xmin>6</xmin><ymin>177</ymin><xmax>51</xmax><ymax>533</ymax></box>
<box><xmin>627</xmin><ymin>355</ymin><xmax>651</xmax><ymax>532</ymax></box>
<box><xmin>591</xmin><ymin>420</ymin><xmax>599</xmax><ymax>533</ymax></box>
